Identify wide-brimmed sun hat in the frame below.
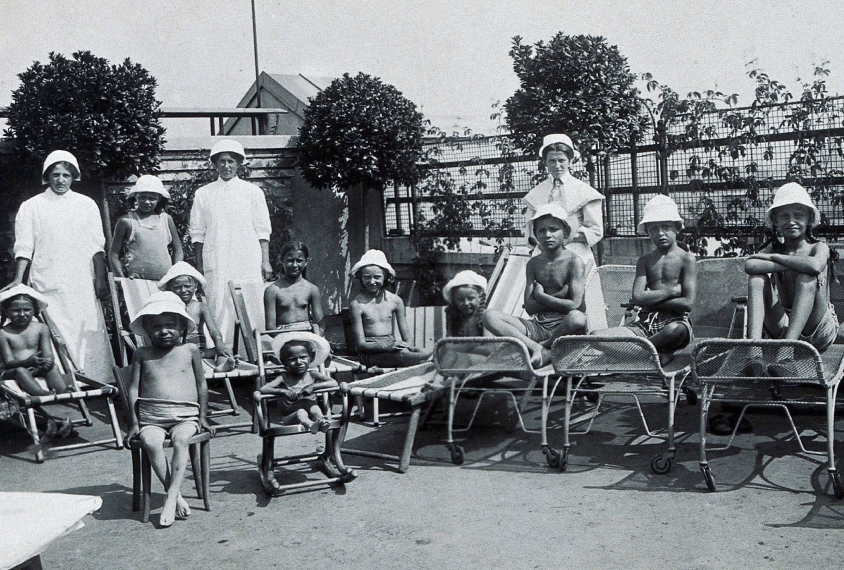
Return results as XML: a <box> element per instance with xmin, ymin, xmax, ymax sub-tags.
<box><xmin>129</xmin><ymin>291</ymin><xmax>196</xmax><ymax>336</ymax></box>
<box><xmin>42</xmin><ymin>150</ymin><xmax>81</xmax><ymax>183</ymax></box>
<box><xmin>351</xmin><ymin>249</ymin><xmax>396</xmax><ymax>277</ymax></box>
<box><xmin>270</xmin><ymin>331</ymin><xmax>331</xmax><ymax>368</ymax></box>
<box><xmin>158</xmin><ymin>261</ymin><xmax>208</xmax><ymax>291</ymax></box>
<box><xmin>528</xmin><ymin>203</ymin><xmax>572</xmax><ymax>240</ymax></box>
<box><xmin>209</xmin><ymin>139</ymin><xmax>246</xmax><ymax>163</ymax></box>
<box><xmin>130</xmin><ymin>174</ymin><xmax>171</xmax><ymax>200</ymax></box>
<box><xmin>765</xmin><ymin>182</ymin><xmax>822</xmax><ymax>229</ymax></box>
<box><xmin>538</xmin><ymin>134</ymin><xmax>581</xmax><ymax>162</ymax></box>
<box><xmin>0</xmin><ymin>284</ymin><xmax>49</xmax><ymax>312</ymax></box>
<box><xmin>637</xmin><ymin>194</ymin><xmax>685</xmax><ymax>235</ymax></box>
<box><xmin>442</xmin><ymin>270</ymin><xmax>488</xmax><ymax>304</ymax></box>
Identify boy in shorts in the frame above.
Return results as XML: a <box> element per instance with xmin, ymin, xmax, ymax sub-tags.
<box><xmin>484</xmin><ymin>203</ymin><xmax>588</xmax><ymax>367</ymax></box>
<box><xmin>124</xmin><ymin>291</ymin><xmax>214</xmax><ymax>527</ymax></box>
<box><xmin>591</xmin><ymin>195</ymin><xmax>697</xmax><ymax>366</ymax></box>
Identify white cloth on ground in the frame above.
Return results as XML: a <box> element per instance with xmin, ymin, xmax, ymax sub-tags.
<box><xmin>189</xmin><ymin>177</ymin><xmax>271</xmax><ymax>345</ymax></box>
<box><xmin>14</xmin><ymin>189</ymin><xmax>115</xmax><ymax>381</ymax></box>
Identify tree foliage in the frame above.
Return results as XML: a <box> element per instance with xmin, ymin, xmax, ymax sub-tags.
<box><xmin>4</xmin><ymin>51</ymin><xmax>165</xmax><ymax>181</ymax></box>
<box><xmin>504</xmin><ymin>33</ymin><xmax>647</xmax><ymax>156</ymax></box>
<box><xmin>298</xmin><ymin>72</ymin><xmax>425</xmax><ymax>191</ymax></box>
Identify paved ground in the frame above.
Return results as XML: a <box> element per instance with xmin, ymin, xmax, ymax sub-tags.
<box><xmin>1</xmin><ymin>384</ymin><xmax>843</xmax><ymax>570</ymax></box>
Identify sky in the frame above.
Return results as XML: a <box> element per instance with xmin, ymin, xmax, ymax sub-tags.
<box><xmin>3</xmin><ymin>0</ymin><xmax>844</xmax><ymax>137</ymax></box>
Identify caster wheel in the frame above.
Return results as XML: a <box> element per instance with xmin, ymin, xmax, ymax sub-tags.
<box><xmin>831</xmin><ymin>471</ymin><xmax>843</xmax><ymax>499</ymax></box>
<box><xmin>559</xmin><ymin>448</ymin><xmax>569</xmax><ymax>472</ymax></box>
<box><xmin>449</xmin><ymin>444</ymin><xmax>465</xmax><ymax>465</ymax></box>
<box><xmin>701</xmin><ymin>464</ymin><xmax>717</xmax><ymax>492</ymax></box>
<box><xmin>651</xmin><ymin>454</ymin><xmax>673</xmax><ymax>475</ymax></box>
<box><xmin>544</xmin><ymin>447</ymin><xmax>561</xmax><ymax>469</ymax></box>
<box><xmin>684</xmin><ymin>387</ymin><xmax>698</xmax><ymax>406</ymax></box>
<box><xmin>586</xmin><ymin>392</ymin><xmax>599</xmax><ymax>404</ymax></box>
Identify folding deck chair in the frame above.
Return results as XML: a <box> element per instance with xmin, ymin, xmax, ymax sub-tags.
<box><xmin>252</xmin><ymin>328</ymin><xmax>357</xmax><ymax>495</ymax></box>
<box><xmin>0</xmin><ymin>312</ymin><xmax>123</xmax><ymax>463</ymax></box>
<box><xmin>110</xmin><ymin>274</ymin><xmax>259</xmax><ymax>426</ymax></box>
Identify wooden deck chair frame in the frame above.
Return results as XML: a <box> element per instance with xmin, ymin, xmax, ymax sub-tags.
<box><xmin>0</xmin><ymin>311</ymin><xmax>123</xmax><ymax>463</ymax></box>
<box><xmin>112</xmin><ymin>365</ymin><xmax>211</xmax><ymax>522</ymax></box>
<box><xmin>109</xmin><ymin>273</ymin><xmax>256</xmax><ymax>427</ymax></box>
<box><xmin>252</xmin><ymin>327</ymin><xmax>357</xmax><ymax>496</ymax></box>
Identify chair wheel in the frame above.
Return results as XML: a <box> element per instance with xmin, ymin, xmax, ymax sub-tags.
<box><xmin>544</xmin><ymin>447</ymin><xmax>561</xmax><ymax>469</ymax></box>
<box><xmin>651</xmin><ymin>454</ymin><xmax>673</xmax><ymax>474</ymax></box>
<box><xmin>701</xmin><ymin>464</ymin><xmax>717</xmax><ymax>492</ymax></box>
<box><xmin>831</xmin><ymin>471</ymin><xmax>843</xmax><ymax>499</ymax></box>
<box><xmin>585</xmin><ymin>392</ymin><xmax>599</xmax><ymax>404</ymax></box>
<box><xmin>448</xmin><ymin>444</ymin><xmax>465</xmax><ymax>465</ymax></box>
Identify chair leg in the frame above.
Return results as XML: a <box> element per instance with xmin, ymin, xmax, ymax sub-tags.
<box><xmin>398</xmin><ymin>406</ymin><xmax>422</xmax><ymax>473</ymax></box>
<box><xmin>141</xmin><ymin>451</ymin><xmax>152</xmax><ymax>523</ymax></box>
<box><xmin>131</xmin><ymin>448</ymin><xmax>141</xmax><ymax>512</ymax></box>
<box><xmin>25</xmin><ymin>407</ymin><xmax>44</xmax><ymax>463</ymax></box>
<box><xmin>106</xmin><ymin>398</ymin><xmax>124</xmax><ymax>449</ymax></box>
<box><xmin>200</xmin><ymin>440</ymin><xmax>211</xmax><ymax>512</ymax></box>
<box><xmin>223</xmin><ymin>378</ymin><xmax>239</xmax><ymax>416</ymax></box>
<box><xmin>190</xmin><ymin>444</ymin><xmax>202</xmax><ymax>500</ymax></box>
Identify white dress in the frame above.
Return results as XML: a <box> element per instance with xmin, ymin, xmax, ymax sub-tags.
<box><xmin>14</xmin><ymin>189</ymin><xmax>115</xmax><ymax>381</ymax></box>
<box><xmin>189</xmin><ymin>177</ymin><xmax>271</xmax><ymax>345</ymax></box>
<box><xmin>523</xmin><ymin>173</ymin><xmax>608</xmax><ymax>331</ymax></box>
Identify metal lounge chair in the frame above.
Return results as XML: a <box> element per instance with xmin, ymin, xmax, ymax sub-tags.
<box><xmin>0</xmin><ymin>312</ymin><xmax>123</xmax><ymax>463</ymax></box>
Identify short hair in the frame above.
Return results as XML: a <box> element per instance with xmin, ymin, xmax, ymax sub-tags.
<box><xmin>279</xmin><ymin>340</ymin><xmax>315</xmax><ymax>362</ymax></box>
<box><xmin>0</xmin><ymin>294</ymin><xmax>40</xmax><ymax>315</ymax></box>
<box><xmin>45</xmin><ymin>160</ymin><xmax>81</xmax><ymax>180</ymax></box>
<box><xmin>542</xmin><ymin>142</ymin><xmax>574</xmax><ymax>162</ymax></box>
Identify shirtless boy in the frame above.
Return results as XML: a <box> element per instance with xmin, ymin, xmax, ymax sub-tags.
<box><xmin>591</xmin><ymin>195</ymin><xmax>697</xmax><ymax>365</ymax></box>
<box><xmin>484</xmin><ymin>204</ymin><xmax>588</xmax><ymax>367</ymax></box>
<box><xmin>263</xmin><ymin>241</ymin><xmax>324</xmax><ymax>334</ymax></box>
<box><xmin>349</xmin><ymin>249</ymin><xmax>432</xmax><ymax>368</ymax></box>
<box><xmin>125</xmin><ymin>291</ymin><xmax>214</xmax><ymax>527</ymax></box>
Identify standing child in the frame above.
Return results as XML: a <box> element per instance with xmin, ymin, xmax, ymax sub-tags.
<box><xmin>158</xmin><ymin>262</ymin><xmax>235</xmax><ymax>373</ymax></box>
<box><xmin>349</xmin><ymin>249</ymin><xmax>432</xmax><ymax>368</ymax></box>
<box><xmin>443</xmin><ymin>270</ymin><xmax>489</xmax><ymax>337</ymax></box>
<box><xmin>124</xmin><ymin>291</ymin><xmax>214</xmax><ymax>527</ymax></box>
<box><xmin>484</xmin><ymin>204</ymin><xmax>588</xmax><ymax>367</ymax></box>
<box><xmin>590</xmin><ymin>195</ymin><xmax>697</xmax><ymax>366</ymax></box>
<box><xmin>259</xmin><ymin>331</ymin><xmax>336</xmax><ymax>433</ymax></box>
<box><xmin>264</xmin><ymin>241</ymin><xmax>325</xmax><ymax>334</ymax></box>
<box><xmin>109</xmin><ymin>175</ymin><xmax>183</xmax><ymax>281</ymax></box>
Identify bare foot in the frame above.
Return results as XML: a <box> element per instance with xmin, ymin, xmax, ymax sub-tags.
<box><xmin>176</xmin><ymin>495</ymin><xmax>191</xmax><ymax>519</ymax></box>
<box><xmin>160</xmin><ymin>496</ymin><xmax>177</xmax><ymax>527</ymax></box>
<box><xmin>319</xmin><ymin>418</ymin><xmax>331</xmax><ymax>433</ymax></box>
<box><xmin>308</xmin><ymin>421</ymin><xmax>320</xmax><ymax>434</ymax></box>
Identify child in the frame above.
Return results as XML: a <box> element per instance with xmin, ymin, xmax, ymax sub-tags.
<box><xmin>264</xmin><ymin>241</ymin><xmax>325</xmax><ymax>334</ymax></box>
<box><xmin>443</xmin><ymin>270</ymin><xmax>489</xmax><ymax>337</ymax></box>
<box><xmin>158</xmin><ymin>262</ymin><xmax>235</xmax><ymax>373</ymax></box>
<box><xmin>0</xmin><ymin>284</ymin><xmax>74</xmax><ymax>438</ymax></box>
<box><xmin>590</xmin><ymin>195</ymin><xmax>697</xmax><ymax>366</ymax></box>
<box><xmin>484</xmin><ymin>204</ymin><xmax>588</xmax><ymax>367</ymax></box>
<box><xmin>259</xmin><ymin>331</ymin><xmax>336</xmax><ymax>433</ymax></box>
<box><xmin>349</xmin><ymin>249</ymin><xmax>432</xmax><ymax>368</ymax></box>
<box><xmin>109</xmin><ymin>175</ymin><xmax>183</xmax><ymax>281</ymax></box>
<box><xmin>124</xmin><ymin>291</ymin><xmax>214</xmax><ymax>528</ymax></box>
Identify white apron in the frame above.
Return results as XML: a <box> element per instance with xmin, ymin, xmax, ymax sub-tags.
<box><xmin>189</xmin><ymin>177</ymin><xmax>271</xmax><ymax>345</ymax></box>
<box><xmin>14</xmin><ymin>189</ymin><xmax>115</xmax><ymax>381</ymax></box>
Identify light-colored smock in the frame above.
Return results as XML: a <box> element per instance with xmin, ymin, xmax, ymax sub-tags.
<box><xmin>523</xmin><ymin>173</ymin><xmax>608</xmax><ymax>330</ymax></box>
<box><xmin>189</xmin><ymin>177</ymin><xmax>271</xmax><ymax>345</ymax></box>
<box><xmin>123</xmin><ymin>211</ymin><xmax>173</xmax><ymax>280</ymax></box>
<box><xmin>14</xmin><ymin>189</ymin><xmax>115</xmax><ymax>381</ymax></box>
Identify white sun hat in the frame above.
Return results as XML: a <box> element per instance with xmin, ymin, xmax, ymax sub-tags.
<box><xmin>637</xmin><ymin>194</ymin><xmax>685</xmax><ymax>234</ymax></box>
<box><xmin>158</xmin><ymin>261</ymin><xmax>208</xmax><ymax>291</ymax></box>
<box><xmin>527</xmin><ymin>203</ymin><xmax>572</xmax><ymax>240</ymax></box>
<box><xmin>209</xmin><ymin>139</ymin><xmax>246</xmax><ymax>162</ymax></box>
<box><xmin>538</xmin><ymin>133</ymin><xmax>581</xmax><ymax>161</ymax></box>
<box><xmin>765</xmin><ymin>182</ymin><xmax>822</xmax><ymax>229</ymax></box>
<box><xmin>351</xmin><ymin>249</ymin><xmax>396</xmax><ymax>277</ymax></box>
<box><xmin>442</xmin><ymin>270</ymin><xmax>488</xmax><ymax>304</ymax></box>
<box><xmin>0</xmin><ymin>284</ymin><xmax>49</xmax><ymax>312</ymax></box>
<box><xmin>129</xmin><ymin>291</ymin><xmax>196</xmax><ymax>336</ymax></box>
<box><xmin>42</xmin><ymin>150</ymin><xmax>81</xmax><ymax>183</ymax></box>
<box><xmin>130</xmin><ymin>174</ymin><xmax>171</xmax><ymax>200</ymax></box>
<box><xmin>271</xmin><ymin>331</ymin><xmax>331</xmax><ymax>368</ymax></box>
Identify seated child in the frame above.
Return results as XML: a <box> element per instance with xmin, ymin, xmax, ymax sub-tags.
<box><xmin>158</xmin><ymin>261</ymin><xmax>235</xmax><ymax>372</ymax></box>
<box><xmin>443</xmin><ymin>270</ymin><xmax>489</xmax><ymax>337</ymax></box>
<box><xmin>349</xmin><ymin>249</ymin><xmax>432</xmax><ymax>368</ymax></box>
<box><xmin>259</xmin><ymin>331</ymin><xmax>336</xmax><ymax>433</ymax></box>
<box><xmin>125</xmin><ymin>291</ymin><xmax>214</xmax><ymax>527</ymax></box>
<box><xmin>591</xmin><ymin>195</ymin><xmax>697</xmax><ymax>366</ymax></box>
<box><xmin>264</xmin><ymin>241</ymin><xmax>325</xmax><ymax>334</ymax></box>
<box><xmin>483</xmin><ymin>204</ymin><xmax>588</xmax><ymax>367</ymax></box>
<box><xmin>0</xmin><ymin>284</ymin><xmax>74</xmax><ymax>438</ymax></box>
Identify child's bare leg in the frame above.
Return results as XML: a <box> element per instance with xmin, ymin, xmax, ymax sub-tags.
<box><xmin>160</xmin><ymin>423</ymin><xmax>196</xmax><ymax>527</ymax></box>
<box><xmin>747</xmin><ymin>273</ymin><xmax>781</xmax><ymax>340</ymax></box>
<box><xmin>541</xmin><ymin>310</ymin><xmax>588</xmax><ymax>348</ymax></box>
<box><xmin>648</xmin><ymin>322</ymin><xmax>689</xmax><ymax>366</ymax></box>
<box><xmin>309</xmin><ymin>404</ymin><xmax>330</xmax><ymax>433</ymax></box>
<box><xmin>296</xmin><ymin>408</ymin><xmax>318</xmax><ymax>433</ymax></box>
<box><xmin>483</xmin><ymin>310</ymin><xmax>548</xmax><ymax>367</ymax></box>
<box><xmin>11</xmin><ymin>368</ymin><xmax>52</xmax><ymax>396</ymax></box>
<box><xmin>783</xmin><ymin>272</ymin><xmax>818</xmax><ymax>341</ymax></box>
<box><xmin>44</xmin><ymin>368</ymin><xmax>71</xmax><ymax>393</ymax></box>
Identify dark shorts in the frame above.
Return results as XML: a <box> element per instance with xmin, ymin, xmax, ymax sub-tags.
<box><xmin>519</xmin><ymin>312</ymin><xmax>567</xmax><ymax>343</ymax></box>
<box><xmin>279</xmin><ymin>397</ymin><xmax>319</xmax><ymax>417</ymax></box>
<box><xmin>625</xmin><ymin>310</ymin><xmax>693</xmax><ymax>351</ymax></box>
